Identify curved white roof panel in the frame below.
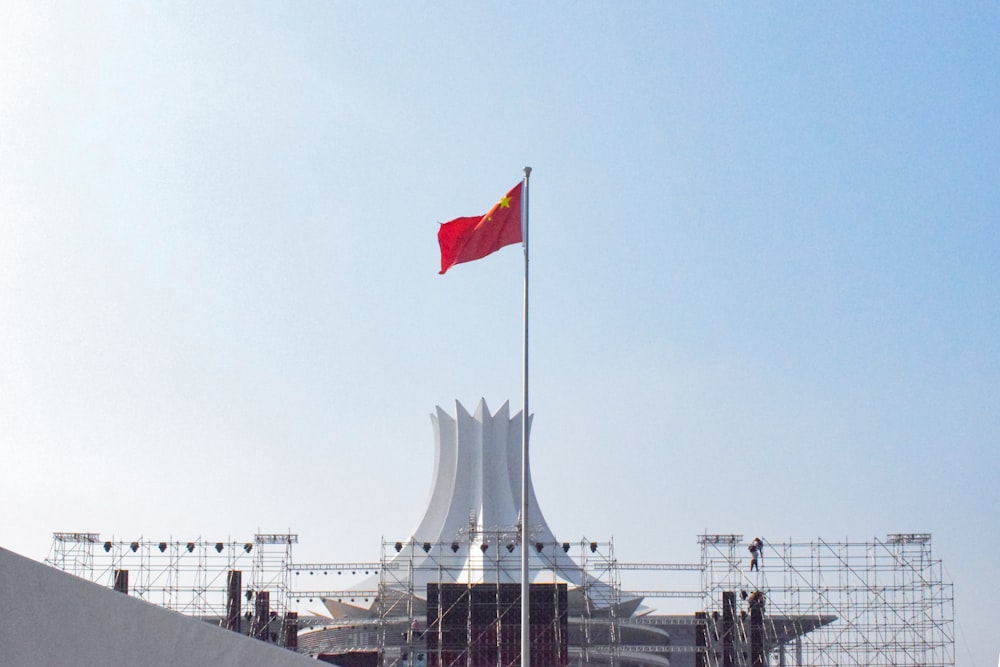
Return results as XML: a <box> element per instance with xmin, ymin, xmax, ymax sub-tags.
<box><xmin>349</xmin><ymin>399</ymin><xmax>639</xmax><ymax>613</ymax></box>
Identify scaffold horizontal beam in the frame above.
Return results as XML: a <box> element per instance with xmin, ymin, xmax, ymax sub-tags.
<box><xmin>625</xmin><ymin>590</ymin><xmax>702</xmax><ymax>598</ymax></box>
<box><xmin>624</xmin><ymin>617</ymin><xmax>706</xmax><ymax>626</ymax></box>
<box><xmin>255</xmin><ymin>533</ymin><xmax>298</xmax><ymax>544</ymax></box>
<box><xmin>53</xmin><ymin>532</ymin><xmax>100</xmax><ymax>543</ymax></box>
<box><xmin>594</xmin><ymin>562</ymin><xmax>703</xmax><ymax>571</ymax></box>
<box><xmin>698</xmin><ymin>534</ymin><xmax>743</xmax><ymax>545</ymax></box>
<box><xmin>612</xmin><ymin>645</ymin><xmax>677</xmax><ymax>653</ymax></box>
<box><xmin>291</xmin><ymin>562</ymin><xmax>387</xmax><ymax>573</ymax></box>
<box><xmin>291</xmin><ymin>590</ymin><xmax>379</xmax><ymax>599</ymax></box>
<box><xmin>586</xmin><ymin>645</ymin><xmax>704</xmax><ymax>654</ymax></box>
<box><xmin>887</xmin><ymin>533</ymin><xmax>931</xmax><ymax>544</ymax></box>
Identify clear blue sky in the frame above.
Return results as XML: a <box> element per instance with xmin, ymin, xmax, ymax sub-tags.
<box><xmin>2</xmin><ymin>2</ymin><xmax>997</xmax><ymax>665</ymax></box>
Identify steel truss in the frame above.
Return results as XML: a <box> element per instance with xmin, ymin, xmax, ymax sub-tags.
<box><xmin>46</xmin><ymin>533</ymin><xmax>296</xmax><ymax>631</ymax></box>
<box><xmin>697</xmin><ymin>533</ymin><xmax>954</xmax><ymax>667</ymax></box>
<box><xmin>47</xmin><ymin>531</ymin><xmax>956</xmax><ymax>667</ymax></box>
<box><xmin>371</xmin><ymin>532</ymin><xmax>622</xmax><ymax>667</ymax></box>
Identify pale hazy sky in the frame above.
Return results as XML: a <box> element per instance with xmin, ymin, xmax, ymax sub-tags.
<box><xmin>2</xmin><ymin>3</ymin><xmax>997</xmax><ymax>665</ymax></box>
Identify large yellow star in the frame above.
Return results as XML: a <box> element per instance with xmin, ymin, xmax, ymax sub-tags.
<box><xmin>481</xmin><ymin>194</ymin><xmax>512</xmax><ymax>224</ymax></box>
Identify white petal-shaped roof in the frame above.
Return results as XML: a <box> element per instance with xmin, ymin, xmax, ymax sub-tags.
<box><xmin>346</xmin><ymin>399</ymin><xmax>638</xmax><ymax>613</ymax></box>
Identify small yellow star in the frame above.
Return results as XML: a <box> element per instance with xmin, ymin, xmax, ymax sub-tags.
<box><xmin>497</xmin><ymin>195</ymin><xmax>511</xmax><ymax>209</ymax></box>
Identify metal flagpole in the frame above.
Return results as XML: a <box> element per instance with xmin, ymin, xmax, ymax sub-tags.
<box><xmin>520</xmin><ymin>165</ymin><xmax>532</xmax><ymax>667</ymax></box>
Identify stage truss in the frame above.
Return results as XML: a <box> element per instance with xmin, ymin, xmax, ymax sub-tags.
<box><xmin>47</xmin><ymin>531</ymin><xmax>954</xmax><ymax>666</ymax></box>
<box><xmin>697</xmin><ymin>533</ymin><xmax>954</xmax><ymax>667</ymax></box>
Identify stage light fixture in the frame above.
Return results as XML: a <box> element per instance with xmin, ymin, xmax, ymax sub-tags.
<box><xmin>451</xmin><ymin>542</ymin><xmax>460</xmax><ymax>553</ymax></box>
<box><xmin>480</xmin><ymin>543</ymin><xmax>489</xmax><ymax>553</ymax></box>
<box><xmin>422</xmin><ymin>542</ymin><xmax>431</xmax><ymax>553</ymax></box>
<box><xmin>506</xmin><ymin>543</ymin><xmax>515</xmax><ymax>553</ymax></box>
<box><xmin>186</xmin><ymin>542</ymin><xmax>195</xmax><ymax>553</ymax></box>
<box><xmin>103</xmin><ymin>541</ymin><xmax>112</xmax><ymax>553</ymax></box>
<box><xmin>130</xmin><ymin>542</ymin><xmax>139</xmax><ymax>552</ymax></box>
<box><xmin>394</xmin><ymin>542</ymin><xmax>403</xmax><ymax>552</ymax></box>
<box><xmin>246</xmin><ymin>590</ymin><xmax>253</xmax><ymax>601</ymax></box>
<box><xmin>244</xmin><ymin>543</ymin><xmax>252</xmax><ymax>553</ymax></box>
<box><xmin>215</xmin><ymin>542</ymin><xmax>224</xmax><ymax>553</ymax></box>
<box><xmin>562</xmin><ymin>542</ymin><xmax>570</xmax><ymax>553</ymax></box>
<box><xmin>590</xmin><ymin>542</ymin><xmax>597</xmax><ymax>553</ymax></box>
<box><xmin>535</xmin><ymin>542</ymin><xmax>544</xmax><ymax>553</ymax></box>
<box><xmin>159</xmin><ymin>542</ymin><xmax>167</xmax><ymax>553</ymax></box>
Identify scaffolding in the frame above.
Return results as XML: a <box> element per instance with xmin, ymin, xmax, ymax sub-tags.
<box><xmin>46</xmin><ymin>532</ymin><xmax>297</xmax><ymax>635</ymax></box>
<box><xmin>47</xmin><ymin>530</ymin><xmax>955</xmax><ymax>667</ymax></box>
<box><xmin>365</xmin><ymin>533</ymin><xmax>615</xmax><ymax>667</ymax></box>
<box><xmin>697</xmin><ymin>533</ymin><xmax>954</xmax><ymax>667</ymax></box>
<box><xmin>49</xmin><ymin>532</ymin><xmax>101</xmax><ymax>579</ymax></box>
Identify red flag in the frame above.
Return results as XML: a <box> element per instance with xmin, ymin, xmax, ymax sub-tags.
<box><xmin>438</xmin><ymin>182</ymin><xmax>522</xmax><ymax>274</ymax></box>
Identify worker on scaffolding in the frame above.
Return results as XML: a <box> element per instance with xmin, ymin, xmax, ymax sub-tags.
<box><xmin>748</xmin><ymin>537</ymin><xmax>763</xmax><ymax>571</ymax></box>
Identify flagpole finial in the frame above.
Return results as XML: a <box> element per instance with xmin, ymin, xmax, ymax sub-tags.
<box><xmin>523</xmin><ymin>166</ymin><xmax>532</xmax><ymax>178</ymax></box>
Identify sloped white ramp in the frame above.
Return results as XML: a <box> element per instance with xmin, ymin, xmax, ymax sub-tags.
<box><xmin>0</xmin><ymin>546</ymin><xmax>316</xmax><ymax>667</ymax></box>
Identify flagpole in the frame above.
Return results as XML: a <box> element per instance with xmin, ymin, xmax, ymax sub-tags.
<box><xmin>520</xmin><ymin>165</ymin><xmax>532</xmax><ymax>667</ymax></box>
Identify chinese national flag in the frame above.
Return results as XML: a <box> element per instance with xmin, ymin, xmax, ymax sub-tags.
<box><xmin>438</xmin><ymin>182</ymin><xmax>523</xmax><ymax>274</ymax></box>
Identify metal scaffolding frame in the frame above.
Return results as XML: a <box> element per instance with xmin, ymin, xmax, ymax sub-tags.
<box><xmin>576</xmin><ymin>538</ymin><xmax>622</xmax><ymax>667</ymax></box>
<box><xmin>46</xmin><ymin>533</ymin><xmax>297</xmax><ymax>629</ymax></box>
<box><xmin>49</xmin><ymin>532</ymin><xmax>101</xmax><ymax>579</ymax></box>
<box><xmin>368</xmin><ymin>533</ymin><xmax>619</xmax><ymax>667</ymax></box>
<box><xmin>697</xmin><ymin>533</ymin><xmax>955</xmax><ymax>667</ymax></box>
<box><xmin>47</xmin><ymin>531</ymin><xmax>956</xmax><ymax>667</ymax></box>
